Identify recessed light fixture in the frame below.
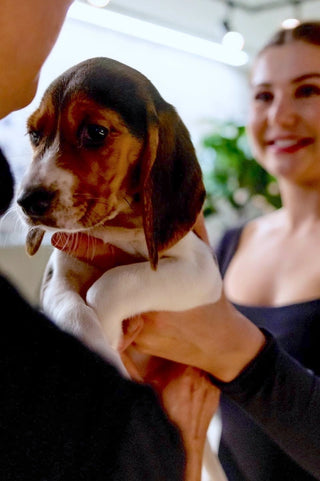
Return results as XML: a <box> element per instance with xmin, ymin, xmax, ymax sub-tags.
<box><xmin>86</xmin><ymin>0</ymin><xmax>111</xmax><ymax>8</ymax></box>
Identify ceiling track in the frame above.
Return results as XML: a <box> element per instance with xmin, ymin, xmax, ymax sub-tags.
<box><xmin>213</xmin><ymin>0</ymin><xmax>319</xmax><ymax>13</ymax></box>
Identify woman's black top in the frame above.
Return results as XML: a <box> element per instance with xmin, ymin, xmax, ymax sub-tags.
<box><xmin>214</xmin><ymin>226</ymin><xmax>320</xmax><ymax>481</ymax></box>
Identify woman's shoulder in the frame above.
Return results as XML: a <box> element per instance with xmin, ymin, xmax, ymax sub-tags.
<box><xmin>215</xmin><ymin>210</ymin><xmax>284</xmax><ymax>277</ymax></box>
<box><xmin>216</xmin><ymin>210</ymin><xmax>282</xmax><ymax>250</ymax></box>
<box><xmin>247</xmin><ymin>209</ymin><xmax>285</xmax><ymax>235</ymax></box>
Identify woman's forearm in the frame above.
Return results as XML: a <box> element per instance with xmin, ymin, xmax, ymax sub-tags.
<box><xmin>133</xmin><ymin>293</ymin><xmax>266</xmax><ymax>382</ymax></box>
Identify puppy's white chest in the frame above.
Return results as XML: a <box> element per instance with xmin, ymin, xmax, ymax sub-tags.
<box><xmin>93</xmin><ymin>226</ymin><xmax>148</xmax><ymax>257</ymax></box>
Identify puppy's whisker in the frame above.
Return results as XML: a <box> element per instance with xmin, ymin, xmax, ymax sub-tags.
<box><xmin>74</xmin><ymin>231</ymin><xmax>97</xmax><ymax>262</ymax></box>
<box><xmin>73</xmin><ymin>194</ymin><xmax>112</xmax><ymax>209</ymax></box>
<box><xmin>123</xmin><ymin>196</ymin><xmax>134</xmax><ymax>211</ymax></box>
<box><xmin>81</xmin><ymin>232</ymin><xmax>89</xmax><ymax>258</ymax></box>
<box><xmin>57</xmin><ymin>231</ymin><xmax>68</xmax><ymax>250</ymax></box>
<box><xmin>0</xmin><ymin>206</ymin><xmax>26</xmax><ymax>246</ymax></box>
<box><xmin>71</xmin><ymin>232</ymin><xmax>80</xmax><ymax>254</ymax></box>
<box><xmin>55</xmin><ymin>231</ymin><xmax>73</xmax><ymax>254</ymax></box>
<box><xmin>1</xmin><ymin>205</ymin><xmax>17</xmax><ymax>224</ymax></box>
<box><xmin>88</xmin><ymin>233</ymin><xmax>97</xmax><ymax>262</ymax></box>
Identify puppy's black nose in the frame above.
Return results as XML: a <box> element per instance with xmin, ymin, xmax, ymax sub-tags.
<box><xmin>17</xmin><ymin>187</ymin><xmax>55</xmax><ymax>217</ymax></box>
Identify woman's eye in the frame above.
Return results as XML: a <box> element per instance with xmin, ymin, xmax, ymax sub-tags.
<box><xmin>295</xmin><ymin>84</ymin><xmax>320</xmax><ymax>98</ymax></box>
<box><xmin>253</xmin><ymin>91</ymin><xmax>273</xmax><ymax>103</ymax></box>
<box><xmin>81</xmin><ymin>124</ymin><xmax>109</xmax><ymax>148</ymax></box>
<box><xmin>28</xmin><ymin>130</ymin><xmax>42</xmax><ymax>147</ymax></box>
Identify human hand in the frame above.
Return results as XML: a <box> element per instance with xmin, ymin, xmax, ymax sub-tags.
<box><xmin>120</xmin><ymin>346</ymin><xmax>220</xmax><ymax>481</ymax></box>
<box><xmin>126</xmin><ymin>293</ymin><xmax>266</xmax><ymax>382</ymax></box>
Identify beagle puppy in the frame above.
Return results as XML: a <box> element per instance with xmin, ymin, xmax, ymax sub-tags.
<box><xmin>17</xmin><ymin>57</ymin><xmax>222</xmax><ymax>372</ymax></box>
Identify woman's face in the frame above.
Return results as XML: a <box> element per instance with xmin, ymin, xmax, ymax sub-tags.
<box><xmin>247</xmin><ymin>41</ymin><xmax>320</xmax><ymax>185</ymax></box>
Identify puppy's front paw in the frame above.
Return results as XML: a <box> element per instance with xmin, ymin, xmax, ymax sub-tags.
<box><xmin>88</xmin><ymin>305</ymin><xmax>124</xmax><ymax>351</ymax></box>
<box><xmin>86</xmin><ymin>285</ymin><xmax>126</xmax><ymax>351</ymax></box>
<box><xmin>104</xmin><ymin>320</ymin><xmax>125</xmax><ymax>351</ymax></box>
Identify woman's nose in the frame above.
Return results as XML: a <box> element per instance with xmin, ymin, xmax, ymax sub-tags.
<box><xmin>268</xmin><ymin>94</ymin><xmax>297</xmax><ymax>127</ymax></box>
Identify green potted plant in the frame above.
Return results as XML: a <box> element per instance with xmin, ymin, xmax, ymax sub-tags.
<box><xmin>201</xmin><ymin>120</ymin><xmax>282</xmax><ymax>219</ymax></box>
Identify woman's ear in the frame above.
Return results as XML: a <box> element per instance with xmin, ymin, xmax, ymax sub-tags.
<box><xmin>141</xmin><ymin>104</ymin><xmax>205</xmax><ymax>269</ymax></box>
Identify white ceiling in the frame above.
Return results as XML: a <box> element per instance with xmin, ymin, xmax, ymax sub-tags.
<box><xmin>83</xmin><ymin>0</ymin><xmax>320</xmax><ymax>60</ymax></box>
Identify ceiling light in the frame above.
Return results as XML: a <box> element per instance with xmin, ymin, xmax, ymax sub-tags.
<box><xmin>281</xmin><ymin>18</ymin><xmax>301</xmax><ymax>29</ymax></box>
<box><xmin>222</xmin><ymin>31</ymin><xmax>244</xmax><ymax>51</ymax></box>
<box><xmin>281</xmin><ymin>0</ymin><xmax>301</xmax><ymax>29</ymax></box>
<box><xmin>221</xmin><ymin>2</ymin><xmax>244</xmax><ymax>53</ymax></box>
<box><xmin>86</xmin><ymin>0</ymin><xmax>111</xmax><ymax>7</ymax></box>
<box><xmin>69</xmin><ymin>2</ymin><xmax>248</xmax><ymax>67</ymax></box>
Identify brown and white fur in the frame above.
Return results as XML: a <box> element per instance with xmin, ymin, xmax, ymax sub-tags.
<box><xmin>17</xmin><ymin>58</ymin><xmax>222</xmax><ymax>374</ymax></box>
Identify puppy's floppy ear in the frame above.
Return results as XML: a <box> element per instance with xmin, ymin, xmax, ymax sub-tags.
<box><xmin>141</xmin><ymin>104</ymin><xmax>205</xmax><ymax>269</ymax></box>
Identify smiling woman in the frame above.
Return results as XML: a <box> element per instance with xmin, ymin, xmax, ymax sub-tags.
<box><xmin>214</xmin><ymin>22</ymin><xmax>320</xmax><ymax>481</ymax></box>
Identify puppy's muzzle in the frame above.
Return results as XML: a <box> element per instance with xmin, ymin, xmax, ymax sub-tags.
<box><xmin>17</xmin><ymin>187</ymin><xmax>56</xmax><ymax>218</ymax></box>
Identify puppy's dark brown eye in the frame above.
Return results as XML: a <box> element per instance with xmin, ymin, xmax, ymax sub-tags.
<box><xmin>81</xmin><ymin>124</ymin><xmax>109</xmax><ymax>148</ymax></box>
<box><xmin>28</xmin><ymin>130</ymin><xmax>42</xmax><ymax>147</ymax></box>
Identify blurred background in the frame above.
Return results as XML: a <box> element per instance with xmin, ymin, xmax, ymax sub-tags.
<box><xmin>0</xmin><ymin>0</ymin><xmax>319</xmax><ymax>302</ymax></box>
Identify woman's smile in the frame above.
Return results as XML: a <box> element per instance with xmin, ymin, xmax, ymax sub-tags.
<box><xmin>265</xmin><ymin>136</ymin><xmax>314</xmax><ymax>155</ymax></box>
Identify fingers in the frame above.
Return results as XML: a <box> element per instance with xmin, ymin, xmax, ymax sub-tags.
<box><xmin>120</xmin><ymin>351</ymin><xmax>145</xmax><ymax>382</ymax></box>
<box><xmin>119</xmin><ymin>316</ymin><xmax>145</xmax><ymax>352</ymax></box>
<box><xmin>51</xmin><ymin>232</ymin><xmax>140</xmax><ymax>269</ymax></box>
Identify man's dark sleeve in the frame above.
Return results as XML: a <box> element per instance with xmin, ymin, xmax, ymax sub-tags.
<box><xmin>0</xmin><ymin>274</ymin><xmax>185</xmax><ymax>480</ymax></box>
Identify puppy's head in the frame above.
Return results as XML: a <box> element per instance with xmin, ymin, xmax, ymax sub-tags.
<box><xmin>18</xmin><ymin>57</ymin><xmax>205</xmax><ymax>267</ymax></box>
